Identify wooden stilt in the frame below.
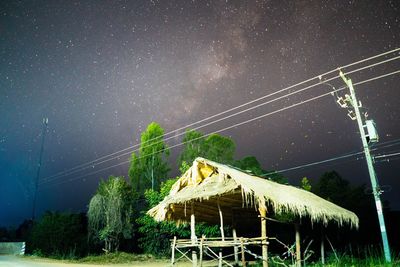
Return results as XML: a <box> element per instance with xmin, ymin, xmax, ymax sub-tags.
<box><xmin>218</xmin><ymin>199</ymin><xmax>224</xmax><ymax>267</ymax></box>
<box><xmin>199</xmin><ymin>235</ymin><xmax>204</xmax><ymax>267</ymax></box>
<box><xmin>233</xmin><ymin>228</ymin><xmax>239</xmax><ymax>266</ymax></box>
<box><xmin>295</xmin><ymin>224</ymin><xmax>301</xmax><ymax>267</ymax></box>
<box><xmin>171</xmin><ymin>236</ymin><xmax>176</xmax><ymax>265</ymax></box>
<box><xmin>191</xmin><ymin>202</ymin><xmax>197</xmax><ymax>267</ymax></box>
<box><xmin>321</xmin><ymin>226</ymin><xmax>325</xmax><ymax>265</ymax></box>
<box><xmin>240</xmin><ymin>237</ymin><xmax>246</xmax><ymax>267</ymax></box>
<box><xmin>217</xmin><ymin>199</ymin><xmax>225</xmax><ymax>240</ymax></box>
<box><xmin>259</xmin><ymin>207</ymin><xmax>268</xmax><ymax>267</ymax></box>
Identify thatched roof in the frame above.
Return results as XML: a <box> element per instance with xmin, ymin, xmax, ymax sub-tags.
<box><xmin>148</xmin><ymin>157</ymin><xmax>359</xmax><ymax>228</ymax></box>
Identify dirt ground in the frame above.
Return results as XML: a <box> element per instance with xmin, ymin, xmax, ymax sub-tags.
<box><xmin>0</xmin><ymin>255</ymin><xmax>215</xmax><ymax>267</ymax></box>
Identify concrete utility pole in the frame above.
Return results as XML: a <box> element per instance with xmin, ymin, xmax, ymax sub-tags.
<box><xmin>32</xmin><ymin>118</ymin><xmax>48</xmax><ymax>221</ymax></box>
<box><xmin>339</xmin><ymin>71</ymin><xmax>391</xmax><ymax>263</ymax></box>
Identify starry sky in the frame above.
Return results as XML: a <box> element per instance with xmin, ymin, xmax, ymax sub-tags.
<box><xmin>1</xmin><ymin>0</ymin><xmax>399</xmax><ymax>227</ymax></box>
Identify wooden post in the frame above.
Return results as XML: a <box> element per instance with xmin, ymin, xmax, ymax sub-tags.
<box><xmin>259</xmin><ymin>207</ymin><xmax>268</xmax><ymax>267</ymax></box>
<box><xmin>171</xmin><ymin>236</ymin><xmax>177</xmax><ymax>265</ymax></box>
<box><xmin>191</xmin><ymin>202</ymin><xmax>197</xmax><ymax>267</ymax></box>
<box><xmin>240</xmin><ymin>237</ymin><xmax>246</xmax><ymax>267</ymax></box>
<box><xmin>217</xmin><ymin>199</ymin><xmax>225</xmax><ymax>240</ymax></box>
<box><xmin>232</xmin><ymin>208</ymin><xmax>239</xmax><ymax>266</ymax></box>
<box><xmin>321</xmin><ymin>226</ymin><xmax>325</xmax><ymax>265</ymax></box>
<box><xmin>217</xmin><ymin>199</ymin><xmax>224</xmax><ymax>267</ymax></box>
<box><xmin>199</xmin><ymin>235</ymin><xmax>204</xmax><ymax>267</ymax></box>
<box><xmin>295</xmin><ymin>224</ymin><xmax>301</xmax><ymax>267</ymax></box>
<box><xmin>233</xmin><ymin>228</ymin><xmax>239</xmax><ymax>266</ymax></box>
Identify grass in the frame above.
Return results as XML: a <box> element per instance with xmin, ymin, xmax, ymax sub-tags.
<box><xmin>22</xmin><ymin>250</ymin><xmax>400</xmax><ymax>266</ymax></box>
<box><xmin>246</xmin><ymin>247</ymin><xmax>400</xmax><ymax>267</ymax></box>
<box><xmin>73</xmin><ymin>252</ymin><xmax>161</xmax><ymax>264</ymax></box>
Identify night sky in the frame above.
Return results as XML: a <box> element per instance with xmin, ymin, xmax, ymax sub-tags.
<box><xmin>1</xmin><ymin>0</ymin><xmax>399</xmax><ymax>227</ymax></box>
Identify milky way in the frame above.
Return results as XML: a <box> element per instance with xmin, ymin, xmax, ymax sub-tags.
<box><xmin>1</xmin><ymin>0</ymin><xmax>399</xmax><ymax>226</ymax></box>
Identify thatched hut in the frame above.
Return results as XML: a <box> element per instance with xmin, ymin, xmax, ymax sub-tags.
<box><xmin>148</xmin><ymin>157</ymin><xmax>359</xmax><ymax>266</ymax></box>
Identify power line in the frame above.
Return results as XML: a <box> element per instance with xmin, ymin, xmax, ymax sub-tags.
<box><xmin>39</xmin><ymin>49</ymin><xmax>400</xmax><ymax>182</ymax></box>
<box><xmin>263</xmin><ymin>151</ymin><xmax>365</xmax><ymax>176</ymax></box>
<box><xmin>40</xmin><ymin>53</ymin><xmax>400</xmax><ymax>184</ymax></box>
<box><xmin>261</xmin><ymin>139</ymin><xmax>400</xmax><ymax>176</ymax></box>
<box><xmin>374</xmin><ymin>151</ymin><xmax>400</xmax><ymax>160</ymax></box>
<box><xmin>40</xmin><ymin>68</ymin><xmax>400</xmax><ymax>188</ymax></box>
<box><xmin>41</xmin><ymin>139</ymin><xmax>400</xmax><ymax>189</ymax></box>
<box><xmin>41</xmin><ymin>68</ymin><xmax>400</xmax><ymax>186</ymax></box>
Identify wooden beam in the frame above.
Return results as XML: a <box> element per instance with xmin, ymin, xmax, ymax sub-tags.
<box><xmin>259</xmin><ymin>207</ymin><xmax>268</xmax><ymax>267</ymax></box>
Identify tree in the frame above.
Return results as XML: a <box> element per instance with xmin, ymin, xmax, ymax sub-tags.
<box><xmin>203</xmin><ymin>134</ymin><xmax>236</xmax><ymax>163</ymax></box>
<box><xmin>178</xmin><ymin>130</ymin><xmax>205</xmax><ymax>170</ymax></box>
<box><xmin>312</xmin><ymin>171</ymin><xmax>382</xmax><ymax>247</ymax></box>
<box><xmin>87</xmin><ymin>176</ymin><xmax>134</xmax><ymax>253</ymax></box>
<box><xmin>312</xmin><ymin>171</ymin><xmax>349</xmax><ymax>203</ymax></box>
<box><xmin>234</xmin><ymin>156</ymin><xmax>264</xmax><ymax>176</ymax></box>
<box><xmin>300</xmin><ymin>177</ymin><xmax>312</xmax><ymax>191</ymax></box>
<box><xmin>136</xmin><ymin>178</ymin><xmax>220</xmax><ymax>255</ymax></box>
<box><xmin>129</xmin><ymin>122</ymin><xmax>170</xmax><ymax>193</ymax></box>
<box><xmin>177</xmin><ymin>130</ymin><xmax>236</xmax><ymax>172</ymax></box>
<box><xmin>29</xmin><ymin>212</ymin><xmax>87</xmax><ymax>258</ymax></box>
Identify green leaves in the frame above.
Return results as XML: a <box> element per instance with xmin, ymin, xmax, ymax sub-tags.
<box><xmin>178</xmin><ymin>130</ymin><xmax>236</xmax><ymax>171</ymax></box>
<box><xmin>29</xmin><ymin>212</ymin><xmax>87</xmax><ymax>258</ymax></box>
<box><xmin>87</xmin><ymin>176</ymin><xmax>134</xmax><ymax>253</ymax></box>
<box><xmin>129</xmin><ymin>122</ymin><xmax>170</xmax><ymax>193</ymax></box>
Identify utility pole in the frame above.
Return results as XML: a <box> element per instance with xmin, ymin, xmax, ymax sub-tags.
<box><xmin>31</xmin><ymin>118</ymin><xmax>48</xmax><ymax>221</ymax></box>
<box><xmin>338</xmin><ymin>71</ymin><xmax>391</xmax><ymax>263</ymax></box>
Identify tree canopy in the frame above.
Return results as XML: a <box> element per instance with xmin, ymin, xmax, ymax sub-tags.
<box><xmin>129</xmin><ymin>122</ymin><xmax>170</xmax><ymax>193</ymax></box>
<box><xmin>178</xmin><ymin>130</ymin><xmax>235</xmax><ymax>172</ymax></box>
<box><xmin>87</xmin><ymin>176</ymin><xmax>134</xmax><ymax>253</ymax></box>
<box><xmin>29</xmin><ymin>212</ymin><xmax>87</xmax><ymax>258</ymax></box>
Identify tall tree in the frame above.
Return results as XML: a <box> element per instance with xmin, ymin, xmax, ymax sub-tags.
<box><xmin>234</xmin><ymin>156</ymin><xmax>264</xmax><ymax>176</ymax></box>
<box><xmin>204</xmin><ymin>134</ymin><xmax>236</xmax><ymax>163</ymax></box>
<box><xmin>177</xmin><ymin>130</ymin><xmax>236</xmax><ymax>172</ymax></box>
<box><xmin>87</xmin><ymin>176</ymin><xmax>134</xmax><ymax>253</ymax></box>
<box><xmin>178</xmin><ymin>129</ymin><xmax>205</xmax><ymax>168</ymax></box>
<box><xmin>129</xmin><ymin>122</ymin><xmax>170</xmax><ymax>193</ymax></box>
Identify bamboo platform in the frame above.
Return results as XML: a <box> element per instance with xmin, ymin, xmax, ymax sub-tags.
<box><xmin>171</xmin><ymin>236</ymin><xmax>268</xmax><ymax>266</ymax></box>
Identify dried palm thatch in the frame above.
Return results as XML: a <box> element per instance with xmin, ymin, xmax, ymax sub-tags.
<box><xmin>148</xmin><ymin>157</ymin><xmax>359</xmax><ymax>228</ymax></box>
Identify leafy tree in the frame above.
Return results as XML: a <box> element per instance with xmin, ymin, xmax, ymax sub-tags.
<box><xmin>0</xmin><ymin>227</ymin><xmax>10</xmax><ymax>242</ymax></box>
<box><xmin>178</xmin><ymin>130</ymin><xmax>236</xmax><ymax>171</ymax></box>
<box><xmin>312</xmin><ymin>171</ymin><xmax>383</xmax><ymax>247</ymax></box>
<box><xmin>234</xmin><ymin>156</ymin><xmax>264</xmax><ymax>175</ymax></box>
<box><xmin>313</xmin><ymin>171</ymin><xmax>349</xmax><ymax>203</ymax></box>
<box><xmin>129</xmin><ymin>122</ymin><xmax>170</xmax><ymax>193</ymax></box>
<box><xmin>137</xmin><ymin>178</ymin><xmax>189</xmax><ymax>255</ymax></box>
<box><xmin>264</xmin><ymin>170</ymin><xmax>289</xmax><ymax>184</ymax></box>
<box><xmin>29</xmin><ymin>212</ymin><xmax>87</xmax><ymax>258</ymax></box>
<box><xmin>203</xmin><ymin>134</ymin><xmax>235</xmax><ymax>163</ymax></box>
<box><xmin>16</xmin><ymin>219</ymin><xmax>34</xmax><ymax>242</ymax></box>
<box><xmin>178</xmin><ymin>130</ymin><xmax>205</xmax><ymax>169</ymax></box>
<box><xmin>300</xmin><ymin>177</ymin><xmax>312</xmax><ymax>191</ymax></box>
<box><xmin>137</xmin><ymin>178</ymin><xmax>219</xmax><ymax>255</ymax></box>
<box><xmin>88</xmin><ymin>176</ymin><xmax>134</xmax><ymax>253</ymax></box>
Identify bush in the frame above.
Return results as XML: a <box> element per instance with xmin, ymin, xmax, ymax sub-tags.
<box><xmin>136</xmin><ymin>178</ymin><xmax>221</xmax><ymax>256</ymax></box>
<box><xmin>28</xmin><ymin>211</ymin><xmax>87</xmax><ymax>258</ymax></box>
